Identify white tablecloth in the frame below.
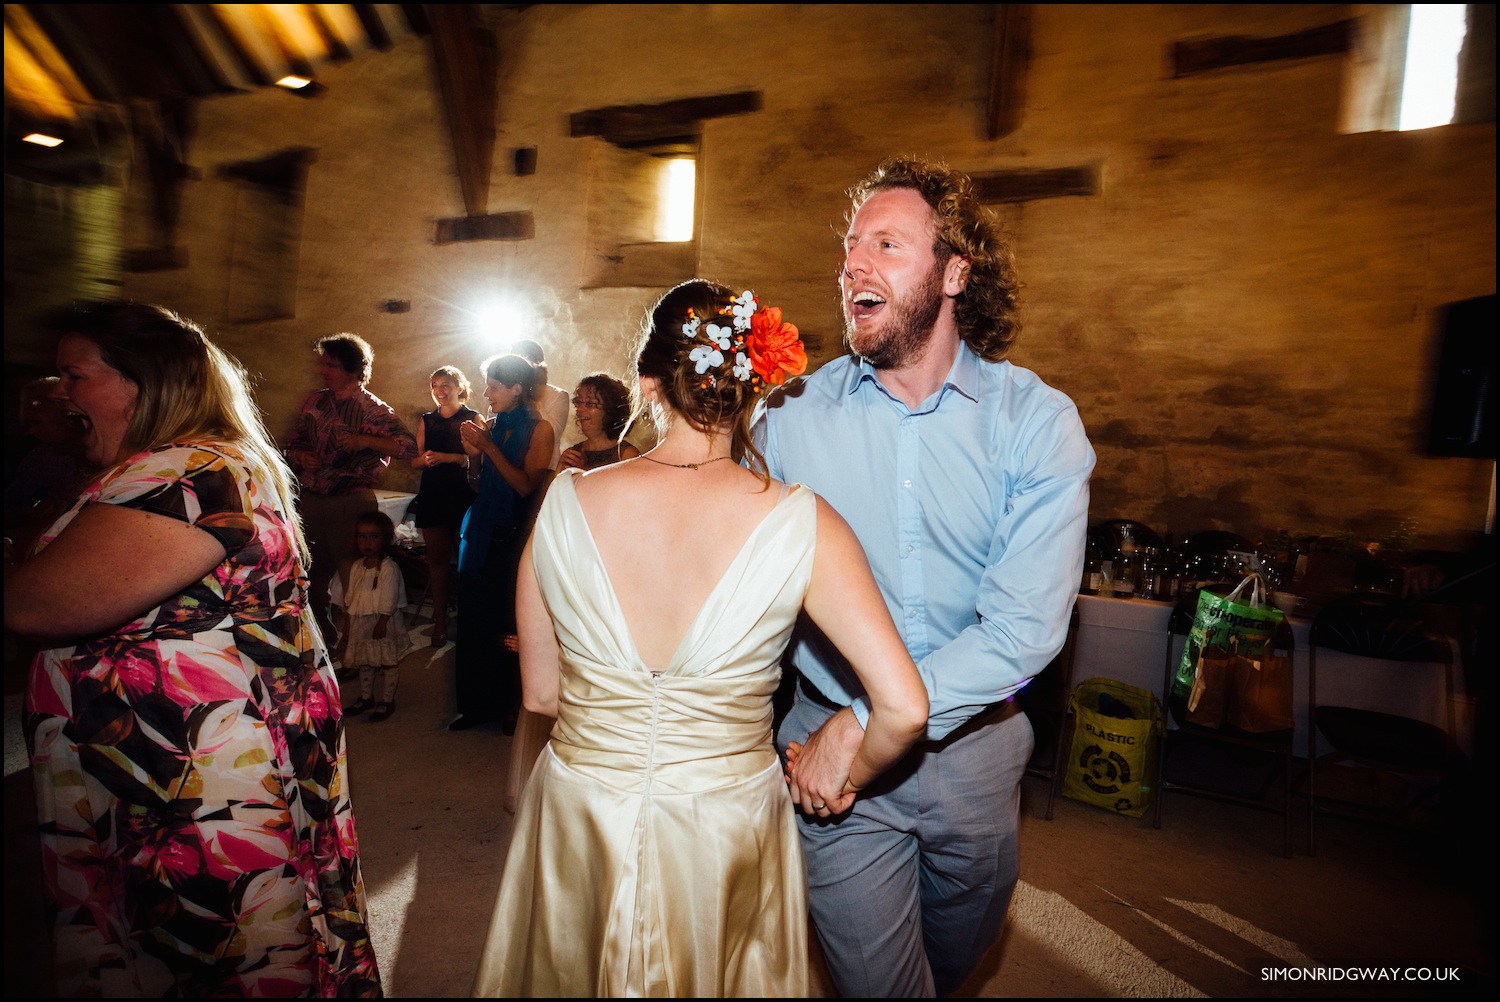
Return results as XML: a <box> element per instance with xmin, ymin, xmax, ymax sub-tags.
<box><xmin>373</xmin><ymin>489</ymin><xmax>417</xmax><ymax>526</ymax></box>
<box><xmin>1069</xmin><ymin>594</ymin><xmax>1471</xmax><ymax>756</ymax></box>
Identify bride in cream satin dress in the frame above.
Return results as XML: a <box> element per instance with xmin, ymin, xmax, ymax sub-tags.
<box><xmin>472</xmin><ymin>279</ymin><xmax>927</xmax><ymax>998</ymax></box>
<box><xmin>474</xmin><ymin>470</ymin><xmax>812</xmax><ymax>997</ymax></box>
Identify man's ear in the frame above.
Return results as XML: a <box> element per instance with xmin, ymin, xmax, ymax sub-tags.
<box><xmin>944</xmin><ymin>255</ymin><xmax>970</xmax><ymax>297</ymax></box>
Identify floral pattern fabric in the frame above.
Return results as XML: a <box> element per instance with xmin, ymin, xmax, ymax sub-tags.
<box><xmin>24</xmin><ymin>442</ymin><xmax>382</xmax><ymax>997</ymax></box>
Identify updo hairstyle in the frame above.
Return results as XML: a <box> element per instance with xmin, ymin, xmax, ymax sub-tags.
<box><xmin>482</xmin><ymin>353</ymin><xmax>541</xmax><ymax>392</ymax></box>
<box><xmin>631</xmin><ymin>279</ymin><xmax>765</xmax><ymax>471</ymax></box>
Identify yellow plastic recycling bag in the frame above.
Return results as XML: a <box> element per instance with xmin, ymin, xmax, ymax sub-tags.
<box><xmin>1061</xmin><ymin>678</ymin><xmax>1162</xmax><ymax>818</ymax></box>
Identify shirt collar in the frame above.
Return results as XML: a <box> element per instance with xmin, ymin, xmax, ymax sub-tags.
<box><xmin>845</xmin><ymin>341</ymin><xmax>982</xmax><ymax>411</ymax></box>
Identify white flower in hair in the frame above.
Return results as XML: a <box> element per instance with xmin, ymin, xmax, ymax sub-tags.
<box><xmin>704</xmin><ymin>323</ymin><xmax>733</xmax><ymax>350</ymax></box>
<box><xmin>689</xmin><ymin>344</ymin><xmax>724</xmax><ymax>374</ymax></box>
<box><xmin>732</xmin><ymin>351</ymin><xmax>753</xmax><ymax>381</ymax></box>
<box><xmin>681</xmin><ymin>316</ymin><xmax>701</xmax><ymax>339</ymax></box>
<box><xmin>731</xmin><ymin>291</ymin><xmax>757</xmax><ymax>330</ymax></box>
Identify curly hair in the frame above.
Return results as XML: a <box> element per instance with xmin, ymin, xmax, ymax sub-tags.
<box><xmin>429</xmin><ymin>365</ymin><xmax>471</xmax><ymax>402</ymax></box>
<box><xmin>574</xmin><ymin>372</ymin><xmax>632</xmax><ymax>441</ymax></box>
<box><xmin>631</xmin><ymin>280</ymin><xmax>767</xmax><ymax>476</ymax></box>
<box><xmin>849</xmin><ymin>157</ymin><xmax>1022</xmax><ymax>361</ymax></box>
<box><xmin>315</xmin><ymin>333</ymin><xmax>374</xmax><ymax>384</ymax></box>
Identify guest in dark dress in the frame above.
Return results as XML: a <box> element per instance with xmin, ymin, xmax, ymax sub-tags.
<box><xmin>450</xmin><ymin>354</ymin><xmax>555</xmax><ymax>732</ymax></box>
<box><xmin>558</xmin><ymin>373</ymin><xmax>641</xmax><ymax>472</ymax></box>
<box><xmin>410</xmin><ymin>365</ymin><xmax>479</xmax><ymax>646</ymax></box>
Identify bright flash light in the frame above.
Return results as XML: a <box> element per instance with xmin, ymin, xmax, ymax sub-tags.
<box><xmin>1399</xmin><ymin>5</ymin><xmax>1467</xmax><ymax>131</ymax></box>
<box><xmin>22</xmin><ymin>133</ymin><xmax>64</xmax><ymax>147</ymax></box>
<box><xmin>657</xmin><ymin>158</ymin><xmax>696</xmax><ymax>242</ymax></box>
<box><xmin>475</xmin><ymin>300</ymin><xmax>525</xmax><ymax>347</ymax></box>
<box><xmin>277</xmin><ymin>75</ymin><xmax>312</xmax><ymax>90</ymax></box>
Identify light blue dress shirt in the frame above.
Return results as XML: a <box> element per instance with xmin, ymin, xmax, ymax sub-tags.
<box><xmin>755</xmin><ymin>342</ymin><xmax>1095</xmax><ymax>739</ymax></box>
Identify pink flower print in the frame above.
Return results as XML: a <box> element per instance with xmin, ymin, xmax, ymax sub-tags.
<box><xmin>114</xmin><ymin>650</ymin><xmax>160</xmax><ymax>696</ymax></box>
<box><xmin>150</xmin><ymin>834</ymin><xmax>203</xmax><ymax>883</ymax></box>
<box><xmin>333</xmin><ymin>814</ymin><xmax>361</xmax><ymax>861</ymax></box>
<box><xmin>301</xmin><ymin>685</ymin><xmax>332</xmax><ymax>725</ymax></box>
<box><xmin>162</xmin><ymin>647</ymin><xmax>251</xmax><ymax>705</ymax></box>
<box><xmin>25</xmin><ymin>668</ymin><xmax>72</xmax><ymax>719</ymax></box>
<box><xmin>215</xmin><ymin>828</ymin><xmax>294</xmax><ymax>877</ymax></box>
<box><xmin>259</xmin><ymin>522</ymin><xmax>294</xmax><ymax>574</ymax></box>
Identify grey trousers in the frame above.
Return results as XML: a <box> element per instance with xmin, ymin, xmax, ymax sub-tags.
<box><xmin>778</xmin><ymin>691</ymin><xmax>1033</xmax><ymax>997</ymax></box>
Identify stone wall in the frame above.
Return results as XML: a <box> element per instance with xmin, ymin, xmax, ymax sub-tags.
<box><xmin>11</xmin><ymin>4</ymin><xmax>1493</xmax><ymax>545</ymax></box>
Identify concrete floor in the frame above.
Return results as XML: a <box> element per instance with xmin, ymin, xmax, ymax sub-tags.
<box><xmin>5</xmin><ymin>624</ymin><xmax>1495</xmax><ymax>997</ymax></box>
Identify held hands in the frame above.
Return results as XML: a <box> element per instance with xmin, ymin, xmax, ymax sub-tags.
<box><xmin>783</xmin><ymin>706</ymin><xmax>863</xmax><ymax>818</ymax></box>
<box><xmin>558</xmin><ymin>447</ymin><xmax>587</xmax><ymax>471</ymax></box>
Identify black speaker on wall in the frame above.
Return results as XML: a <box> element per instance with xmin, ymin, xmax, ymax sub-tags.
<box><xmin>1426</xmin><ymin>294</ymin><xmax>1495</xmax><ymax>459</ymax></box>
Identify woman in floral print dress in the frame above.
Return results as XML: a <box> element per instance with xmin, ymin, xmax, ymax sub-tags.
<box><xmin>6</xmin><ymin>302</ymin><xmax>381</xmax><ymax>997</ymax></box>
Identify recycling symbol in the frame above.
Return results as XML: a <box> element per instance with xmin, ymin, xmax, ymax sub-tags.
<box><xmin>1078</xmin><ymin>743</ymin><xmax>1132</xmax><ymax>795</ymax></box>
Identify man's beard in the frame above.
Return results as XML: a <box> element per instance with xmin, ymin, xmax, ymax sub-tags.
<box><xmin>844</xmin><ymin>259</ymin><xmax>944</xmax><ymax>370</ymax></box>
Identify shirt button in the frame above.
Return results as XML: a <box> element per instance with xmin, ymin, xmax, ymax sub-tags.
<box><xmin>905</xmin><ymin>544</ymin><xmax>914</xmax><ymax>553</ymax></box>
<box><xmin>902</xmin><ymin>479</ymin><xmax>912</xmax><ymax>489</ymax></box>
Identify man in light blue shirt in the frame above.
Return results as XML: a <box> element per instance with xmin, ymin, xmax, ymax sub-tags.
<box><xmin>757</xmin><ymin>157</ymin><xmax>1094</xmax><ymax>996</ymax></box>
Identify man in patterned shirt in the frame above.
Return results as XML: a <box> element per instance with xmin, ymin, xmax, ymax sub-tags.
<box><xmin>287</xmin><ymin>333</ymin><xmax>416</xmax><ymax>646</ymax></box>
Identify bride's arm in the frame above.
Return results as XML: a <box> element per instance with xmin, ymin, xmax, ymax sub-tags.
<box><xmin>516</xmin><ymin>538</ymin><xmax>560</xmax><ymax>716</ymax></box>
<box><xmin>793</xmin><ymin>497</ymin><xmax>928</xmax><ymax>814</ymax></box>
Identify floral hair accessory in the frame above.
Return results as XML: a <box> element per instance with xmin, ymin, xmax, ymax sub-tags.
<box><xmin>680</xmin><ymin>290</ymin><xmax>807</xmax><ymax>392</ymax></box>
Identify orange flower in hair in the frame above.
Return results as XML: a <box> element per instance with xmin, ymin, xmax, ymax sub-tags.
<box><xmin>746</xmin><ymin>306</ymin><xmax>806</xmax><ymax>386</ymax></box>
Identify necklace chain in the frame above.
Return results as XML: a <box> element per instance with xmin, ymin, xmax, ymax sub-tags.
<box><xmin>639</xmin><ymin>454</ymin><xmax>732</xmax><ymax>470</ymax></box>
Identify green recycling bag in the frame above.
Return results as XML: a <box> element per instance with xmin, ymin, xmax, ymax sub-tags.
<box><xmin>1061</xmin><ymin>678</ymin><xmax>1161</xmax><ymax>818</ymax></box>
<box><xmin>1173</xmin><ymin>574</ymin><xmax>1285</xmax><ymax>701</ymax></box>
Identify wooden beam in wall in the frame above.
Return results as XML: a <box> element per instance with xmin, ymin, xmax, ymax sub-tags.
<box><xmin>1171</xmin><ymin>19</ymin><xmax>1353</xmax><ymax>78</ymax></box>
<box><xmin>987</xmin><ymin>4</ymin><xmax>1031</xmax><ymax>141</ymax></box>
<box><xmin>570</xmin><ymin>91</ymin><xmax>763</xmax><ymax>147</ymax></box>
<box><xmin>351</xmin><ymin>5</ymin><xmax>394</xmax><ymax>51</ymax></box>
<box><xmin>971</xmin><ymin>165</ymin><xmax>1099</xmax><ymax>204</ymax></box>
<box><xmin>425</xmin><ymin>5</ymin><xmax>498</xmax><ymax>217</ymax></box>
<box><xmin>433</xmin><ymin>211</ymin><xmax>535</xmax><ymax>245</ymax></box>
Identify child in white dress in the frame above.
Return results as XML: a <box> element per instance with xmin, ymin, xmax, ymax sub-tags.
<box><xmin>332</xmin><ymin>511</ymin><xmax>411</xmax><ymax>721</ymax></box>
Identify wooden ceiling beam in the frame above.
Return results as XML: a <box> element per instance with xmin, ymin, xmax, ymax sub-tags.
<box><xmin>424</xmin><ymin>4</ymin><xmax>497</xmax><ymax>217</ymax></box>
<box><xmin>986</xmin><ymin>3</ymin><xmax>1031</xmax><ymax>141</ymax></box>
<box><xmin>306</xmin><ymin>4</ymin><xmax>354</xmax><ymax>64</ymax></box>
<box><xmin>351</xmin><ymin>4</ymin><xmax>393</xmax><ymax>50</ymax></box>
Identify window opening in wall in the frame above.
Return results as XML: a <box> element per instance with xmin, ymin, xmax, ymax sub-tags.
<box><xmin>1400</xmin><ymin>3</ymin><xmax>1468</xmax><ymax>130</ymax></box>
<box><xmin>657</xmin><ymin>157</ymin><xmax>696</xmax><ymax>243</ymax></box>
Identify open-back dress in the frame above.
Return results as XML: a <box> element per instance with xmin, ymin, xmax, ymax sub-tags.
<box><xmin>473</xmin><ymin>469</ymin><xmax>813</xmax><ymax>997</ymax></box>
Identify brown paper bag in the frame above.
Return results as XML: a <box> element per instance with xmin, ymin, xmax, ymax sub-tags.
<box><xmin>1228</xmin><ymin>652</ymin><xmax>1295</xmax><ymax>732</ymax></box>
<box><xmin>1184</xmin><ymin>647</ymin><xmax>1235</xmax><ymax>728</ymax></box>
